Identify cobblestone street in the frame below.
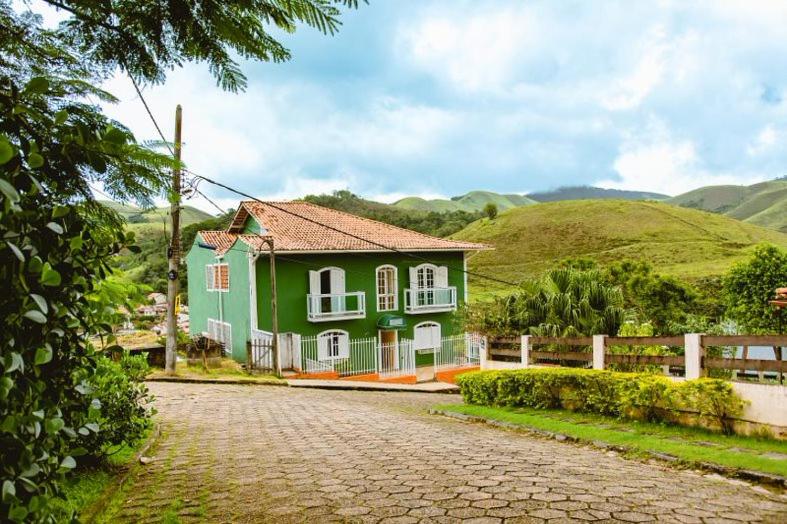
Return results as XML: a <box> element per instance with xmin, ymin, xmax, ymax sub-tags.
<box><xmin>109</xmin><ymin>383</ymin><xmax>787</xmax><ymax>523</ymax></box>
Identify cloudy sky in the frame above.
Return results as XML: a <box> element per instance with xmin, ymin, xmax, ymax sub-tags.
<box><xmin>92</xmin><ymin>1</ymin><xmax>787</xmax><ymax>210</ymax></box>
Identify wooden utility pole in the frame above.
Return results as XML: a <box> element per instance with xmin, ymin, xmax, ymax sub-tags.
<box><xmin>260</xmin><ymin>237</ymin><xmax>280</xmax><ymax>376</ymax></box>
<box><xmin>165</xmin><ymin>105</ymin><xmax>183</xmax><ymax>374</ymax></box>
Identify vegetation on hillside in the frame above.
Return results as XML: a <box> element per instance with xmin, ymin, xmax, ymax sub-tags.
<box><xmin>393</xmin><ymin>190</ymin><xmax>536</xmax><ymax>213</ymax></box>
<box><xmin>452</xmin><ymin>199</ymin><xmax>787</xmax><ymax>296</ymax></box>
<box><xmin>669</xmin><ymin>177</ymin><xmax>787</xmax><ymax>233</ymax></box>
<box><xmin>304</xmin><ymin>190</ymin><xmax>483</xmax><ymax>237</ymax></box>
<box><xmin>527</xmin><ymin>185</ymin><xmax>668</xmax><ymax>202</ymax></box>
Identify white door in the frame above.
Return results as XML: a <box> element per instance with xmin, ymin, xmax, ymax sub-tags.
<box><xmin>414</xmin><ymin>322</ymin><xmax>441</xmax><ymax>350</ymax></box>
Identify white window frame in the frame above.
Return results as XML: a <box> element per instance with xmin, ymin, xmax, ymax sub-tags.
<box><xmin>375</xmin><ymin>265</ymin><xmax>398</xmax><ymax>312</ymax></box>
<box><xmin>206</xmin><ymin>263</ymin><xmax>230</xmax><ymax>292</ymax></box>
<box><xmin>317</xmin><ymin>329</ymin><xmax>350</xmax><ymax>360</ymax></box>
<box><xmin>413</xmin><ymin>321</ymin><xmax>441</xmax><ymax>351</ymax></box>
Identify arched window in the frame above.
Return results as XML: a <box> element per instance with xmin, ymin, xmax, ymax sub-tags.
<box><xmin>317</xmin><ymin>329</ymin><xmax>349</xmax><ymax>360</ymax></box>
<box><xmin>309</xmin><ymin>267</ymin><xmax>346</xmax><ymax>313</ymax></box>
<box><xmin>413</xmin><ymin>321</ymin><xmax>441</xmax><ymax>351</ymax></box>
<box><xmin>376</xmin><ymin>265</ymin><xmax>398</xmax><ymax>312</ymax></box>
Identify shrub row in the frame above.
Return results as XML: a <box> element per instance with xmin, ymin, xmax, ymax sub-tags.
<box><xmin>456</xmin><ymin>368</ymin><xmax>745</xmax><ymax>434</ymax></box>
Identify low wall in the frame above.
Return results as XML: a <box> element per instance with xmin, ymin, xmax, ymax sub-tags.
<box><xmin>732</xmin><ymin>382</ymin><xmax>787</xmax><ymax>427</ymax></box>
<box><xmin>480</xmin><ymin>357</ymin><xmax>787</xmax><ymax>435</ymax></box>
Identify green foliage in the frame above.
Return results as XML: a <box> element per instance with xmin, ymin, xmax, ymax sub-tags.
<box><xmin>86</xmin><ymin>271</ymin><xmax>150</xmax><ymax>344</ymax></box>
<box><xmin>2</xmin><ymin>0</ymin><xmax>360</xmax><ymax>520</ymax></box>
<box><xmin>465</xmin><ymin>268</ymin><xmax>624</xmax><ymax>337</ymax></box>
<box><xmin>605</xmin><ymin>260</ymin><xmax>701</xmax><ymax>334</ymax></box>
<box><xmin>451</xmin><ymin>200</ymin><xmax>787</xmax><ymax>297</ymax></box>
<box><xmin>483</xmin><ymin>202</ymin><xmax>498</xmax><ymax>220</ymax></box>
<box><xmin>723</xmin><ymin>244</ymin><xmax>787</xmax><ymax>333</ymax></box>
<box><xmin>304</xmin><ymin>190</ymin><xmax>483</xmax><ymax>237</ymax></box>
<box><xmin>457</xmin><ymin>369</ymin><xmax>746</xmax><ymax>433</ymax></box>
<box><xmin>78</xmin><ymin>354</ymin><xmax>154</xmax><ymax>459</ymax></box>
<box><xmin>679</xmin><ymin>379</ymin><xmax>745</xmax><ymax>435</ymax></box>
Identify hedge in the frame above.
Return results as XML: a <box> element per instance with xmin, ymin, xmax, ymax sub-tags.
<box><xmin>456</xmin><ymin>369</ymin><xmax>745</xmax><ymax>434</ymax></box>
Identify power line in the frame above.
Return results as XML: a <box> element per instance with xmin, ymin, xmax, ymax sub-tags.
<box><xmin>125</xmin><ymin>80</ymin><xmax>519</xmax><ymax>288</ymax></box>
<box><xmin>189</xmin><ymin>172</ymin><xmax>520</xmax><ymax>288</ymax></box>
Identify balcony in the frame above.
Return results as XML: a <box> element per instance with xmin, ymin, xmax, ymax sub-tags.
<box><xmin>307</xmin><ymin>292</ymin><xmax>366</xmax><ymax>322</ymax></box>
<box><xmin>404</xmin><ymin>287</ymin><xmax>457</xmax><ymax>314</ymax></box>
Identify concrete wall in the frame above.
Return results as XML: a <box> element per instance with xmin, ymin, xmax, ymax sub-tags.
<box><xmin>732</xmin><ymin>382</ymin><xmax>787</xmax><ymax>427</ymax></box>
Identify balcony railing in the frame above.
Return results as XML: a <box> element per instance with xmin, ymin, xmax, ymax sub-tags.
<box><xmin>404</xmin><ymin>287</ymin><xmax>457</xmax><ymax>314</ymax></box>
<box><xmin>307</xmin><ymin>292</ymin><xmax>366</xmax><ymax>322</ymax></box>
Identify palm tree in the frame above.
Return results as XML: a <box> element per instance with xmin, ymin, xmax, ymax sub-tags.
<box><xmin>477</xmin><ymin>268</ymin><xmax>624</xmax><ymax>336</ymax></box>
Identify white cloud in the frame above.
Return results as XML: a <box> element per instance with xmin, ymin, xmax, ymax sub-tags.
<box><xmin>597</xmin><ymin>120</ymin><xmax>767</xmax><ymax>195</ymax></box>
<box><xmin>747</xmin><ymin>125</ymin><xmax>780</xmax><ymax>156</ymax></box>
<box><xmin>397</xmin><ymin>5</ymin><xmax>540</xmax><ymax>93</ymax></box>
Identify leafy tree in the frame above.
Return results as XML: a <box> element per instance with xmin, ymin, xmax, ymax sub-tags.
<box><xmin>467</xmin><ymin>268</ymin><xmax>624</xmax><ymax>337</ymax></box>
<box><xmin>483</xmin><ymin>202</ymin><xmax>498</xmax><ymax>220</ymax></box>
<box><xmin>604</xmin><ymin>260</ymin><xmax>699</xmax><ymax>335</ymax></box>
<box><xmin>2</xmin><ymin>0</ymin><xmax>359</xmax><ymax>520</ymax></box>
<box><xmin>304</xmin><ymin>190</ymin><xmax>483</xmax><ymax>237</ymax></box>
<box><xmin>723</xmin><ymin>244</ymin><xmax>787</xmax><ymax>333</ymax></box>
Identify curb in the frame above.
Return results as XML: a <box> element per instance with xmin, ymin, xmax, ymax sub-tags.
<box><xmin>145</xmin><ymin>376</ymin><xmax>288</xmax><ymax>386</ymax></box>
<box><xmin>83</xmin><ymin>423</ymin><xmax>162</xmax><ymax>523</ymax></box>
<box><xmin>430</xmin><ymin>409</ymin><xmax>787</xmax><ymax>491</ymax></box>
<box><xmin>146</xmin><ymin>375</ymin><xmax>460</xmax><ymax>394</ymax></box>
<box><xmin>288</xmin><ymin>382</ymin><xmax>460</xmax><ymax>394</ymax></box>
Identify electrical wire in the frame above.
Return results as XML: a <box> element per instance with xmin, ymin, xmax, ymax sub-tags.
<box><xmin>125</xmin><ymin>81</ymin><xmax>521</xmax><ymax>288</ymax></box>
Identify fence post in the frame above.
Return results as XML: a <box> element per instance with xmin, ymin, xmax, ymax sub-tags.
<box><xmin>246</xmin><ymin>341</ymin><xmax>253</xmax><ymax>374</ymax></box>
<box><xmin>480</xmin><ymin>335</ymin><xmax>488</xmax><ymax>370</ymax></box>
<box><xmin>685</xmin><ymin>333</ymin><xmax>704</xmax><ymax>379</ymax></box>
<box><xmin>592</xmin><ymin>335</ymin><xmax>607</xmax><ymax>370</ymax></box>
<box><xmin>520</xmin><ymin>335</ymin><xmax>530</xmax><ymax>368</ymax></box>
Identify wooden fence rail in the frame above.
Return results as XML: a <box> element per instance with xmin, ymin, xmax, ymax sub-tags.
<box><xmin>483</xmin><ymin>333</ymin><xmax>786</xmax><ymax>382</ymax></box>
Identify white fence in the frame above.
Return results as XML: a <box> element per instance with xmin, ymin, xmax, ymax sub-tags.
<box><xmin>206</xmin><ymin>319</ymin><xmax>232</xmax><ymax>354</ymax></box>
<box><xmin>435</xmin><ymin>333</ymin><xmax>483</xmax><ymax>371</ymax></box>
<box><xmin>298</xmin><ymin>333</ymin><xmax>479</xmax><ymax>379</ymax></box>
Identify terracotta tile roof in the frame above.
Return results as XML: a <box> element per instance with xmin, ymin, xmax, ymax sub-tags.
<box><xmin>198</xmin><ymin>231</ymin><xmax>238</xmax><ymax>255</ymax></box>
<box><xmin>213</xmin><ymin>200</ymin><xmax>489</xmax><ymax>253</ymax></box>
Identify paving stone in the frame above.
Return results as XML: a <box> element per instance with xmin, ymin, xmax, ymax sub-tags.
<box><xmin>100</xmin><ymin>383</ymin><xmax>787</xmax><ymax>522</ymax></box>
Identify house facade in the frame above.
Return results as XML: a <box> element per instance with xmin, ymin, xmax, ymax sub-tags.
<box><xmin>186</xmin><ymin>200</ymin><xmax>487</xmax><ymax>381</ymax></box>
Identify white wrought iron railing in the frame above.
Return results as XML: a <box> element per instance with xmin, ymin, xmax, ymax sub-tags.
<box><xmin>435</xmin><ymin>333</ymin><xmax>482</xmax><ymax>370</ymax></box>
<box><xmin>378</xmin><ymin>339</ymin><xmax>415</xmax><ymax>378</ymax></box>
<box><xmin>404</xmin><ymin>287</ymin><xmax>457</xmax><ymax>313</ymax></box>
<box><xmin>306</xmin><ymin>292</ymin><xmax>366</xmax><ymax>322</ymax></box>
<box><xmin>206</xmin><ymin>319</ymin><xmax>232</xmax><ymax>354</ymax></box>
<box><xmin>300</xmin><ymin>335</ymin><xmax>378</xmax><ymax>376</ymax></box>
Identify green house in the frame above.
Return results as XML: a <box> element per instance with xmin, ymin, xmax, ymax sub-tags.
<box><xmin>186</xmin><ymin>200</ymin><xmax>487</xmax><ymax>381</ymax></box>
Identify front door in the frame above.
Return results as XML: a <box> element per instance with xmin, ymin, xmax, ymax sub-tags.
<box><xmin>379</xmin><ymin>330</ymin><xmax>398</xmax><ymax>372</ymax></box>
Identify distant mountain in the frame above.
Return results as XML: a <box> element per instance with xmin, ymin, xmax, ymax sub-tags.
<box><xmin>527</xmin><ymin>186</ymin><xmax>668</xmax><ymax>202</ymax></box>
<box><xmin>451</xmin><ymin>200</ymin><xmax>787</xmax><ymax>296</ymax></box>
<box><xmin>668</xmin><ymin>178</ymin><xmax>787</xmax><ymax>233</ymax></box>
<box><xmin>99</xmin><ymin>200</ymin><xmax>214</xmax><ymax>227</ymax></box>
<box><xmin>394</xmin><ymin>191</ymin><xmax>537</xmax><ymax>213</ymax></box>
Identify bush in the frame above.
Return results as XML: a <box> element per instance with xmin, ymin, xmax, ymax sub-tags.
<box><xmin>457</xmin><ymin>368</ymin><xmax>745</xmax><ymax>431</ymax></box>
<box><xmin>678</xmin><ymin>379</ymin><xmax>745</xmax><ymax>435</ymax></box>
<box><xmin>77</xmin><ymin>354</ymin><xmax>155</xmax><ymax>460</ymax></box>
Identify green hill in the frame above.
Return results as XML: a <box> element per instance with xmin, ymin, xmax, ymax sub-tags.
<box><xmin>668</xmin><ymin>179</ymin><xmax>787</xmax><ymax>233</ymax></box>
<box><xmin>393</xmin><ymin>191</ymin><xmax>536</xmax><ymax>213</ymax></box>
<box><xmin>527</xmin><ymin>185</ymin><xmax>668</xmax><ymax>202</ymax></box>
<box><xmin>451</xmin><ymin>199</ymin><xmax>787</xmax><ymax>296</ymax></box>
<box><xmin>98</xmin><ymin>200</ymin><xmax>214</xmax><ymax>228</ymax></box>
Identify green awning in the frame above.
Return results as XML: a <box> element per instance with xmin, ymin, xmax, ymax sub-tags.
<box><xmin>377</xmin><ymin>314</ymin><xmax>407</xmax><ymax>330</ymax></box>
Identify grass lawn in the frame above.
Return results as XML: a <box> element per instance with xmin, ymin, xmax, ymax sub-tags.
<box><xmin>146</xmin><ymin>358</ymin><xmax>282</xmax><ymax>383</ymax></box>
<box><xmin>435</xmin><ymin>404</ymin><xmax>787</xmax><ymax>478</ymax></box>
<box><xmin>49</xmin><ymin>429</ymin><xmax>152</xmax><ymax>521</ymax></box>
